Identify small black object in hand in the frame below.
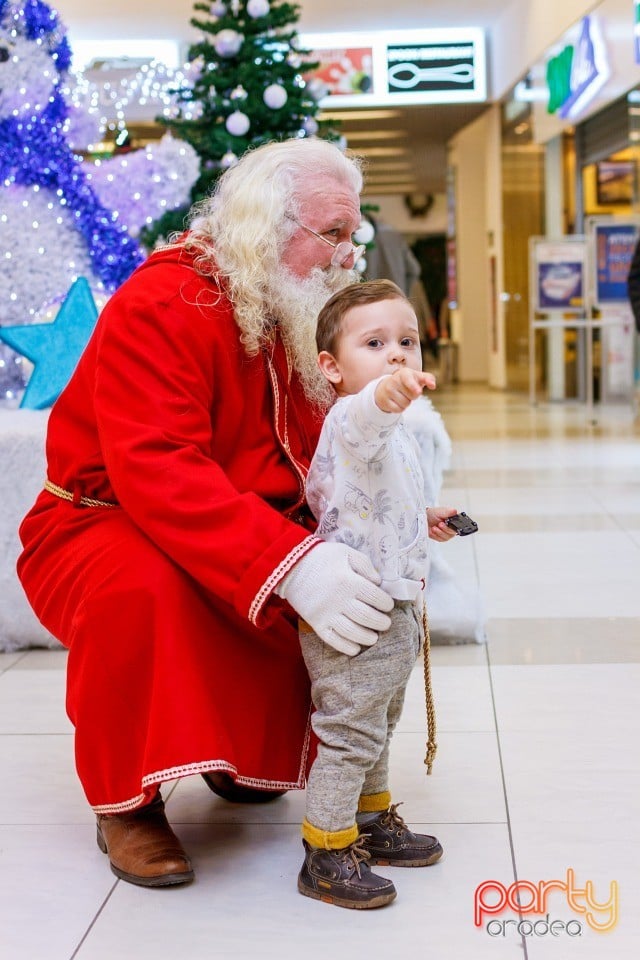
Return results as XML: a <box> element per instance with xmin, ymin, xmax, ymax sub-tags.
<box><xmin>445</xmin><ymin>512</ymin><xmax>478</xmax><ymax>536</ymax></box>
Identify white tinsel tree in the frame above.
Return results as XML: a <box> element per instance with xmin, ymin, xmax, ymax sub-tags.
<box><xmin>0</xmin><ymin>0</ymin><xmax>199</xmax><ymax>405</ymax></box>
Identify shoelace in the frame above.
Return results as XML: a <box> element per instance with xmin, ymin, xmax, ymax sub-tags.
<box><xmin>338</xmin><ymin>835</ymin><xmax>372</xmax><ymax>879</ymax></box>
<box><xmin>377</xmin><ymin>802</ymin><xmax>408</xmax><ymax>832</ymax></box>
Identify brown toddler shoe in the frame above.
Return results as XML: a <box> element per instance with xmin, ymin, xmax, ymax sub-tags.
<box><xmin>359</xmin><ymin>803</ymin><xmax>443</xmax><ymax>866</ymax></box>
<box><xmin>298</xmin><ymin>836</ymin><xmax>396</xmax><ymax>909</ymax></box>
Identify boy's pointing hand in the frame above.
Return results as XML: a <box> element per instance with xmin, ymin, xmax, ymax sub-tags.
<box><xmin>375</xmin><ymin>368</ymin><xmax>436</xmax><ymax>413</ymax></box>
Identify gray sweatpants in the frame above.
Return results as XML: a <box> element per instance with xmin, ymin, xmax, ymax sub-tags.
<box><xmin>300</xmin><ymin>600</ymin><xmax>422</xmax><ymax>834</ymax></box>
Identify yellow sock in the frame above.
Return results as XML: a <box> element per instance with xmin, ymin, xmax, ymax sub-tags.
<box><xmin>357</xmin><ymin>791</ymin><xmax>391</xmax><ymax>813</ymax></box>
<box><xmin>301</xmin><ymin>818</ymin><xmax>359</xmax><ymax>850</ymax></box>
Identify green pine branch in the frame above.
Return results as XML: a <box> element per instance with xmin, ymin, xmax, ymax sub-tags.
<box><xmin>140</xmin><ymin>0</ymin><xmax>338</xmax><ymax>250</ymax></box>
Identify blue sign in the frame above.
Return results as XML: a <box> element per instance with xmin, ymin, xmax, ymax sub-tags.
<box><xmin>595</xmin><ymin>223</ymin><xmax>639</xmax><ymax>303</ymax></box>
<box><xmin>537</xmin><ymin>262</ymin><xmax>584</xmax><ymax>309</ymax></box>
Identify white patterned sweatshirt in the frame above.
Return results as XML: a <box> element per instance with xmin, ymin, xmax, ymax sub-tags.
<box><xmin>306</xmin><ymin>376</ymin><xmax>429</xmax><ymax>602</ymax></box>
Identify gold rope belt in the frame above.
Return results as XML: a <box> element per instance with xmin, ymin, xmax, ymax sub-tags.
<box><xmin>44</xmin><ymin>478</ymin><xmax>118</xmax><ymax>509</ymax></box>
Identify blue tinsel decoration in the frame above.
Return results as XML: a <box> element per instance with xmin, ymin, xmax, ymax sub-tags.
<box><xmin>2</xmin><ymin>0</ymin><xmax>70</xmax><ymax>67</ymax></box>
<box><xmin>0</xmin><ymin>0</ymin><xmax>144</xmax><ymax>290</ymax></box>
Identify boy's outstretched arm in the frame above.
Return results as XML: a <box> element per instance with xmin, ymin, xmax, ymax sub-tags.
<box><xmin>374</xmin><ymin>368</ymin><xmax>436</xmax><ymax>413</ymax></box>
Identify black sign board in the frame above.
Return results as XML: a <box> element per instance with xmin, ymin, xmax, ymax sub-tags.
<box><xmin>387</xmin><ymin>42</ymin><xmax>476</xmax><ymax>95</ymax></box>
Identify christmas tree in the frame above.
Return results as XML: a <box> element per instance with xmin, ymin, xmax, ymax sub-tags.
<box><xmin>141</xmin><ymin>0</ymin><xmax>336</xmax><ymax>248</ymax></box>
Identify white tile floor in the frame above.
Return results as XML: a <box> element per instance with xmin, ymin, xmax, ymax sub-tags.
<box><xmin>1</xmin><ymin>385</ymin><xmax>639</xmax><ymax>959</ymax></box>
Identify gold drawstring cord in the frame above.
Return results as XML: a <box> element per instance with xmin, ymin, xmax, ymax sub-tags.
<box><xmin>44</xmin><ymin>478</ymin><xmax>118</xmax><ymax>509</ymax></box>
<box><xmin>422</xmin><ymin>603</ymin><xmax>437</xmax><ymax>775</ymax></box>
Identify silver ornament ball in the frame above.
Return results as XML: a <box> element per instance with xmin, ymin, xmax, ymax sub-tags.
<box><xmin>221</xmin><ymin>150</ymin><xmax>238</xmax><ymax>169</ymax></box>
<box><xmin>263</xmin><ymin>83</ymin><xmax>288</xmax><ymax>110</ymax></box>
<box><xmin>225</xmin><ymin>110</ymin><xmax>250</xmax><ymax>136</ymax></box>
<box><xmin>247</xmin><ymin>0</ymin><xmax>270</xmax><ymax>17</ymax></box>
<box><xmin>215</xmin><ymin>29</ymin><xmax>243</xmax><ymax>58</ymax></box>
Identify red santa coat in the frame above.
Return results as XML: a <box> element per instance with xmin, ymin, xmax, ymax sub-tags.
<box><xmin>17</xmin><ymin>245</ymin><xmax>323</xmax><ymax>813</ymax></box>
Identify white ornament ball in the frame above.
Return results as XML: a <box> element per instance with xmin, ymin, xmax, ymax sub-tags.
<box><xmin>225</xmin><ymin>110</ymin><xmax>250</xmax><ymax>136</ymax></box>
<box><xmin>210</xmin><ymin>2</ymin><xmax>226</xmax><ymax>16</ymax></box>
<box><xmin>302</xmin><ymin>116</ymin><xmax>318</xmax><ymax>136</ymax></box>
<box><xmin>247</xmin><ymin>0</ymin><xmax>270</xmax><ymax>17</ymax></box>
<box><xmin>263</xmin><ymin>83</ymin><xmax>288</xmax><ymax>110</ymax></box>
<box><xmin>221</xmin><ymin>150</ymin><xmax>238</xmax><ymax>169</ymax></box>
<box><xmin>215</xmin><ymin>29</ymin><xmax>243</xmax><ymax>58</ymax></box>
<box><xmin>230</xmin><ymin>84</ymin><xmax>248</xmax><ymax>101</ymax></box>
<box><xmin>353</xmin><ymin>219</ymin><xmax>375</xmax><ymax>245</ymax></box>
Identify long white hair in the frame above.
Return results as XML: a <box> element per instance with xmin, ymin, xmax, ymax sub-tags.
<box><xmin>179</xmin><ymin>138</ymin><xmax>364</xmax><ymax>357</ymax></box>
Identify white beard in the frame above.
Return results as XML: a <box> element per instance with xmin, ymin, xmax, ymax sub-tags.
<box><xmin>265</xmin><ymin>264</ymin><xmax>357</xmax><ymax>411</ymax></box>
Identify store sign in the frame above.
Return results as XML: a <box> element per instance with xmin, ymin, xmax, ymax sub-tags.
<box><xmin>545</xmin><ymin>16</ymin><xmax>610</xmax><ymax>120</ymax></box>
<box><xmin>594</xmin><ymin>222</ymin><xmax>639</xmax><ymax>303</ymax></box>
<box><xmin>546</xmin><ymin>45</ymin><xmax>573</xmax><ymax>114</ymax></box>
<box><xmin>386</xmin><ymin>41</ymin><xmax>477</xmax><ymax>96</ymax></box>
<box><xmin>300</xmin><ymin>29</ymin><xmax>486</xmax><ymax>108</ymax></box>
<box><xmin>532</xmin><ymin>240</ymin><xmax>586</xmax><ymax>311</ymax></box>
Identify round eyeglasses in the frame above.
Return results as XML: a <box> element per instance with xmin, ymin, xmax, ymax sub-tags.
<box><xmin>291</xmin><ymin>218</ymin><xmax>366</xmax><ymax>268</ymax></box>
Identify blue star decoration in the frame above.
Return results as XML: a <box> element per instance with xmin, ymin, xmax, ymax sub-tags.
<box><xmin>0</xmin><ymin>277</ymin><xmax>98</xmax><ymax>410</ymax></box>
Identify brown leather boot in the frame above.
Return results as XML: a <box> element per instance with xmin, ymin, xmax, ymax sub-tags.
<box><xmin>359</xmin><ymin>803</ymin><xmax>443</xmax><ymax>867</ymax></box>
<box><xmin>96</xmin><ymin>794</ymin><xmax>194</xmax><ymax>887</ymax></box>
<box><xmin>298</xmin><ymin>837</ymin><xmax>396</xmax><ymax>909</ymax></box>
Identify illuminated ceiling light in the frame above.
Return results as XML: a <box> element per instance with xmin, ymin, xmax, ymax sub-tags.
<box><xmin>345</xmin><ymin>130</ymin><xmax>408</xmax><ymax>141</ymax></box>
<box><xmin>319</xmin><ymin>110</ymin><xmax>402</xmax><ymax>121</ymax></box>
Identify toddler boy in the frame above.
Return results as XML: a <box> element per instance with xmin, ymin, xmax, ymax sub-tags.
<box><xmin>291</xmin><ymin>279</ymin><xmax>457</xmax><ymax>909</ymax></box>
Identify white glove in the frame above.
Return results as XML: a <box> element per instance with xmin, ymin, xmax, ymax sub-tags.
<box><xmin>275</xmin><ymin>542</ymin><xmax>394</xmax><ymax>656</ymax></box>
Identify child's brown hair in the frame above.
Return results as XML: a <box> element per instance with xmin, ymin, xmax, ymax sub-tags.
<box><xmin>316</xmin><ymin>279</ymin><xmax>409</xmax><ymax>355</ymax></box>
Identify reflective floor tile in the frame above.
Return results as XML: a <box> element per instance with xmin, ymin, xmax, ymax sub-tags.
<box><xmin>73</xmin><ymin>823</ymin><xmax>521</xmax><ymax>960</ymax></box>
<box><xmin>487</xmin><ymin>617</ymin><xmax>640</xmax><ymax>664</ymax></box>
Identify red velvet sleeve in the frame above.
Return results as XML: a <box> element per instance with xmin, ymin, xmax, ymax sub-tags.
<box><xmin>92</xmin><ymin>271</ymin><xmax>317</xmax><ymax>626</ymax></box>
